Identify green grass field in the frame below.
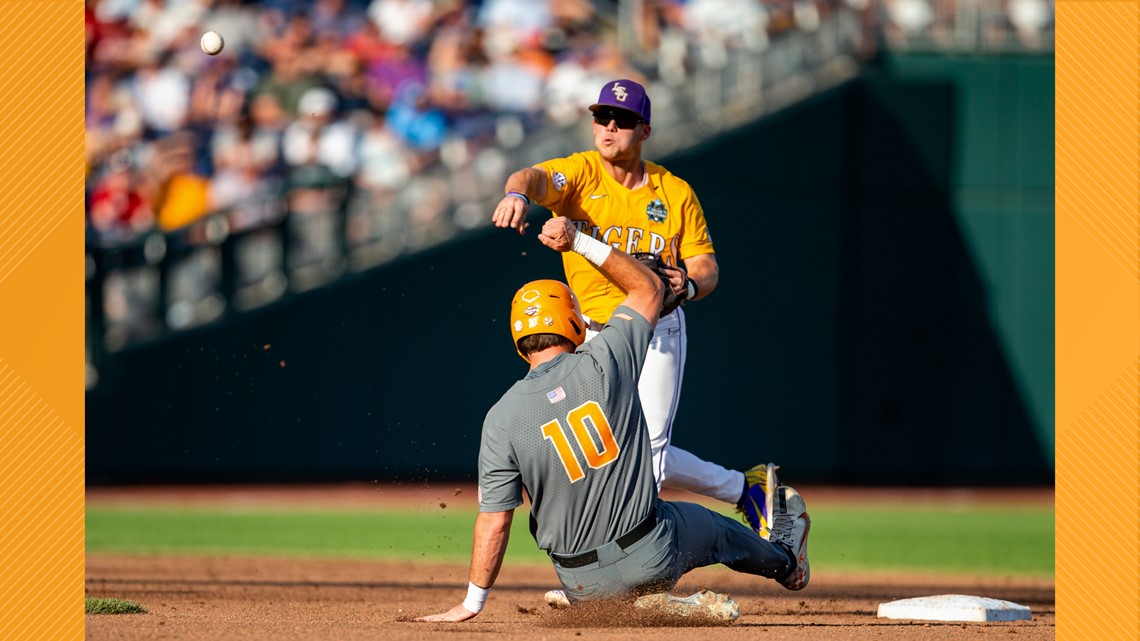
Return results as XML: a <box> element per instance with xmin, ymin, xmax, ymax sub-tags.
<box><xmin>87</xmin><ymin>502</ymin><xmax>1054</xmax><ymax>577</ymax></box>
<box><xmin>85</xmin><ymin>597</ymin><xmax>146</xmax><ymax>614</ymax></box>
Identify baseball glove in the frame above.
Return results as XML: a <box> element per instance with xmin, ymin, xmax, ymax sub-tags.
<box><xmin>631</xmin><ymin>252</ymin><xmax>688</xmax><ymax>315</ymax></box>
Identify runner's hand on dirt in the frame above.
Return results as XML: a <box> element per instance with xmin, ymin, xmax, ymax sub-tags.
<box><xmin>414</xmin><ymin>604</ymin><xmax>479</xmax><ymax>622</ymax></box>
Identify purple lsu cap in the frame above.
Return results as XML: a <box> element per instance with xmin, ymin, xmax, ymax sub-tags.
<box><xmin>589</xmin><ymin>79</ymin><xmax>651</xmax><ymax>123</ymax></box>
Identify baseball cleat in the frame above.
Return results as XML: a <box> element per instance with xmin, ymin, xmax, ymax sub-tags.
<box><xmin>544</xmin><ymin>589</ymin><xmax>571</xmax><ymax>609</ymax></box>
<box><xmin>737</xmin><ymin>462</ymin><xmax>779</xmax><ymax>539</ymax></box>
<box><xmin>633</xmin><ymin>590</ymin><xmax>740</xmax><ymax>622</ymax></box>
<box><xmin>768</xmin><ymin>486</ymin><xmax>811</xmax><ymax>590</ymax></box>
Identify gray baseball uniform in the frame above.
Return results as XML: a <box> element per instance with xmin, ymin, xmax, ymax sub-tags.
<box><xmin>479</xmin><ymin>305</ymin><xmax>793</xmax><ymax>602</ymax></box>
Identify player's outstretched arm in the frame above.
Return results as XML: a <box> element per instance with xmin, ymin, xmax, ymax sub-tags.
<box><xmin>492</xmin><ymin>168</ymin><xmax>548</xmax><ymax>235</ymax></box>
<box><xmin>414</xmin><ymin>510</ymin><xmax>514</xmax><ymax>622</ymax></box>
<box><xmin>538</xmin><ymin>217</ymin><xmax>664</xmax><ymax>326</ymax></box>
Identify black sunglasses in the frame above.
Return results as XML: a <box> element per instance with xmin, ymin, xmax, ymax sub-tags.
<box><xmin>593</xmin><ymin>109</ymin><xmax>644</xmax><ymax>129</ymax></box>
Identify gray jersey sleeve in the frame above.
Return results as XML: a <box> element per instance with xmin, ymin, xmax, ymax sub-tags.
<box><xmin>477</xmin><ymin>409</ymin><xmax>524</xmax><ymax>512</ymax></box>
<box><xmin>577</xmin><ymin>305</ymin><xmax>654</xmax><ymax>388</ymax></box>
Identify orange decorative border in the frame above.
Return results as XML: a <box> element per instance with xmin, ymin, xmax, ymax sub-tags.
<box><xmin>0</xmin><ymin>1</ymin><xmax>85</xmax><ymax>640</ymax></box>
<box><xmin>0</xmin><ymin>0</ymin><xmax>1131</xmax><ymax>638</ymax></box>
<box><xmin>1054</xmin><ymin>1</ymin><xmax>1140</xmax><ymax>639</ymax></box>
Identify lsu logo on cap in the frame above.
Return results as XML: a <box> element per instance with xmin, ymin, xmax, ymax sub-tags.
<box><xmin>611</xmin><ymin>82</ymin><xmax>628</xmax><ymax>102</ymax></box>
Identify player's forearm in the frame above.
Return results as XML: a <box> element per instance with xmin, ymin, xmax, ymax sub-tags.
<box><xmin>594</xmin><ymin>248</ymin><xmax>664</xmax><ymax>323</ymax></box>
<box><xmin>468</xmin><ymin>510</ymin><xmax>514</xmax><ymax>588</ymax></box>
<box><xmin>414</xmin><ymin>510</ymin><xmax>514</xmax><ymax>622</ymax></box>
<box><xmin>504</xmin><ymin>168</ymin><xmax>547</xmax><ymax>203</ymax></box>
<box><xmin>537</xmin><ymin>217</ymin><xmax>663</xmax><ymax>321</ymax></box>
<box><xmin>684</xmin><ymin>254</ymin><xmax>719</xmax><ymax>301</ymax></box>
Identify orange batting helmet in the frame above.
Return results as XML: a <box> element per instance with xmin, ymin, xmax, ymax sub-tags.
<box><xmin>509</xmin><ymin>279</ymin><xmax>585</xmax><ymax>361</ymax></box>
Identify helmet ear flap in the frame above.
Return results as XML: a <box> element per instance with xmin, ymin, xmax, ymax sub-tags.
<box><xmin>569</xmin><ymin>317</ymin><xmax>582</xmax><ymax>339</ymax></box>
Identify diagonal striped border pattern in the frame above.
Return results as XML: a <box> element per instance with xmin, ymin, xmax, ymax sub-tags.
<box><xmin>1054</xmin><ymin>1</ymin><xmax>1140</xmax><ymax>285</ymax></box>
<box><xmin>1055</xmin><ymin>0</ymin><xmax>1140</xmax><ymax>640</ymax></box>
<box><xmin>0</xmin><ymin>0</ymin><xmax>1133</xmax><ymax>639</ymax></box>
<box><xmin>1055</xmin><ymin>362</ymin><xmax>1140</xmax><ymax>640</ymax></box>
<box><xmin>0</xmin><ymin>1</ymin><xmax>85</xmax><ymax>640</ymax></box>
<box><xmin>0</xmin><ymin>1</ymin><xmax>78</xmax><ymax>286</ymax></box>
<box><xmin>0</xmin><ymin>360</ymin><xmax>84</xmax><ymax>641</ymax></box>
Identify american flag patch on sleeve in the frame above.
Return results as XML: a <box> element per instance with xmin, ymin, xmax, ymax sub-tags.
<box><xmin>546</xmin><ymin>387</ymin><xmax>566</xmax><ymax>403</ymax></box>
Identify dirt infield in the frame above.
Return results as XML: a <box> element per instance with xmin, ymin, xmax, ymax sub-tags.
<box><xmin>86</xmin><ymin>555</ymin><xmax>1054</xmax><ymax>641</ymax></box>
<box><xmin>86</xmin><ymin>485</ymin><xmax>1054</xmax><ymax>641</ymax></box>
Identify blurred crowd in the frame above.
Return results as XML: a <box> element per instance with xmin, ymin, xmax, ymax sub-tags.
<box><xmin>84</xmin><ymin>0</ymin><xmax>868</xmax><ymax>246</ymax></box>
<box><xmin>85</xmin><ymin>0</ymin><xmax>1052</xmax><ymax>246</ymax></box>
<box><xmin>877</xmin><ymin>0</ymin><xmax>1052</xmax><ymax>49</ymax></box>
<box><xmin>84</xmin><ymin>0</ymin><xmax>1052</xmax><ymax>368</ymax></box>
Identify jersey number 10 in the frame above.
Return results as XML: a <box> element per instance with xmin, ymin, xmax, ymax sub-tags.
<box><xmin>541</xmin><ymin>401</ymin><xmax>620</xmax><ymax>483</ymax></box>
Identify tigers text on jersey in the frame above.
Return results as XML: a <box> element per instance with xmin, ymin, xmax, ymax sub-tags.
<box><xmin>477</xmin><ymin>305</ymin><xmax>657</xmax><ymax>556</ymax></box>
<box><xmin>534</xmin><ymin>151</ymin><xmax>715</xmax><ymax>322</ymax></box>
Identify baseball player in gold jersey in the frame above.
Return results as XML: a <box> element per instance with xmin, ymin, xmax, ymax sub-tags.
<box><xmin>492</xmin><ymin>80</ymin><xmax>779</xmax><ymax>556</ymax></box>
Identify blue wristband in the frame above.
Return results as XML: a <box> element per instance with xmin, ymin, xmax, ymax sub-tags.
<box><xmin>506</xmin><ymin>191</ymin><xmax>530</xmax><ymax>207</ymax></box>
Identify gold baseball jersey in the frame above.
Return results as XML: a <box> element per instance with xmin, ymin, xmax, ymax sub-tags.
<box><xmin>534</xmin><ymin>151</ymin><xmax>715</xmax><ymax>322</ymax></box>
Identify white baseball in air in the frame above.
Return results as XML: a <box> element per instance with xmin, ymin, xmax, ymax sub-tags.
<box><xmin>200</xmin><ymin>31</ymin><xmax>224</xmax><ymax>55</ymax></box>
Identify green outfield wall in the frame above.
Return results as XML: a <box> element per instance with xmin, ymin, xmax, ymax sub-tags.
<box><xmin>86</xmin><ymin>53</ymin><xmax>1054</xmax><ymax>485</ymax></box>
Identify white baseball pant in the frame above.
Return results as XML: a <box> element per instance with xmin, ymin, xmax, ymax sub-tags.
<box><xmin>585</xmin><ymin>307</ymin><xmax>744</xmax><ymax>504</ymax></box>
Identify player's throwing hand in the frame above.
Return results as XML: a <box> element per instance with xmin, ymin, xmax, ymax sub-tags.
<box><xmin>492</xmin><ymin>192</ymin><xmax>530</xmax><ymax>235</ymax></box>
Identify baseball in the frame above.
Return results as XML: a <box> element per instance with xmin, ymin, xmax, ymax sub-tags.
<box><xmin>200</xmin><ymin>31</ymin><xmax>224</xmax><ymax>56</ymax></box>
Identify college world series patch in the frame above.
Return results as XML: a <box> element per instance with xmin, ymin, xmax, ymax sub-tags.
<box><xmin>646</xmin><ymin>199</ymin><xmax>667</xmax><ymax>222</ymax></box>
